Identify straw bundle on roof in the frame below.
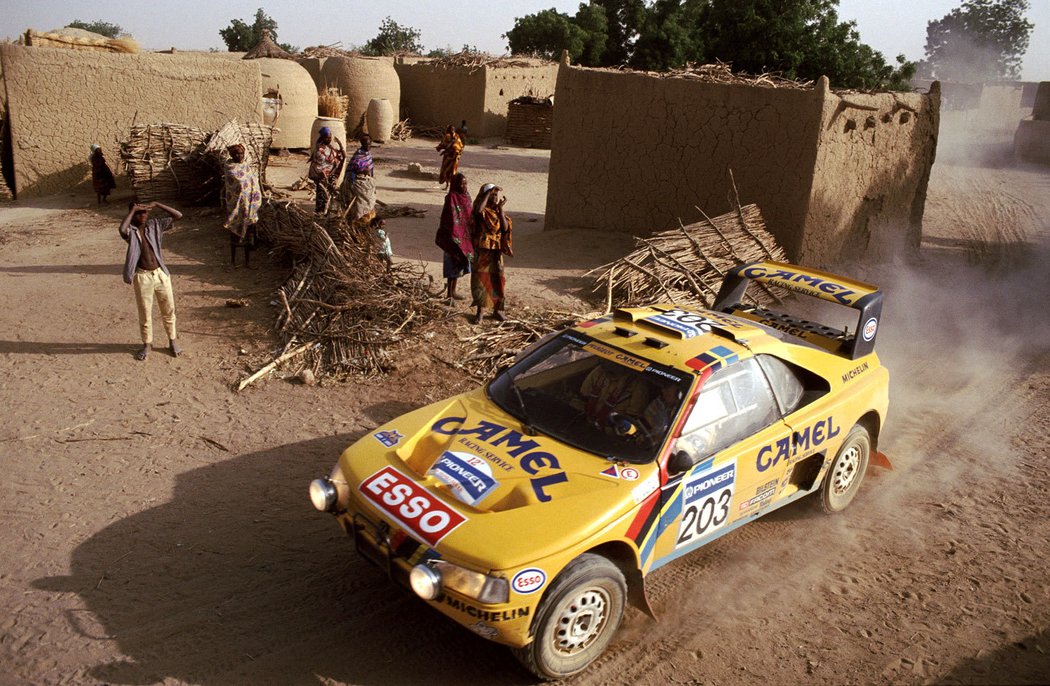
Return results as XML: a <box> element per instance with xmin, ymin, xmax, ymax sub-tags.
<box><xmin>24</xmin><ymin>28</ymin><xmax>139</xmax><ymax>53</ymax></box>
<box><xmin>243</xmin><ymin>29</ymin><xmax>292</xmax><ymax>60</ymax></box>
<box><xmin>589</xmin><ymin>203</ymin><xmax>789</xmax><ymax>309</ymax></box>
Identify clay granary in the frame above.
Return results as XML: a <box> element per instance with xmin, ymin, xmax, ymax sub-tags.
<box><xmin>545</xmin><ymin>60</ymin><xmax>940</xmax><ymax>267</ymax></box>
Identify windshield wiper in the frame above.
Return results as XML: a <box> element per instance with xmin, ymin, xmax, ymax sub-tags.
<box><xmin>509</xmin><ymin>377</ymin><xmax>538</xmax><ymax>436</ymax></box>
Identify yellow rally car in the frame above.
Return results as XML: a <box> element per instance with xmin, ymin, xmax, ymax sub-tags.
<box><xmin>309</xmin><ymin>261</ymin><xmax>890</xmax><ymax>679</ymax></box>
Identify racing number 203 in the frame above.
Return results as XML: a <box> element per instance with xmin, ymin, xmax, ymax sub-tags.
<box><xmin>675</xmin><ymin>463</ymin><xmax>735</xmax><ymax>548</ymax></box>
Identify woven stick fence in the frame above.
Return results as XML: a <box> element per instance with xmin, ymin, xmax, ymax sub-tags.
<box><xmin>240</xmin><ymin>200</ymin><xmax>443</xmax><ymax>388</ymax></box>
<box><xmin>120</xmin><ymin>121</ymin><xmax>273</xmax><ymax>203</ymax></box>
<box><xmin>588</xmin><ymin>203</ymin><xmax>789</xmax><ymax>310</ymax></box>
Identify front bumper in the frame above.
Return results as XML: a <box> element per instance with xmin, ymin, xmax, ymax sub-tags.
<box><xmin>334</xmin><ymin>510</ymin><xmax>536</xmax><ymax>647</ymax></box>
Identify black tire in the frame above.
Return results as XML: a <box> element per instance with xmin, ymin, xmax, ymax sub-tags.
<box><xmin>820</xmin><ymin>424</ymin><xmax>871</xmax><ymax>513</ymax></box>
<box><xmin>511</xmin><ymin>553</ymin><xmax>626</xmax><ymax>680</ymax></box>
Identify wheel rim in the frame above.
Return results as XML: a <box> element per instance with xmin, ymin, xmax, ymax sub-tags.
<box><xmin>831</xmin><ymin>442</ymin><xmax>862</xmax><ymax>496</ymax></box>
<box><xmin>551</xmin><ymin>586</ymin><xmax>611</xmax><ymax>656</ymax></box>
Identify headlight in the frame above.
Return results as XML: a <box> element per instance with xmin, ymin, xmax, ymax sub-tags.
<box><xmin>409</xmin><ymin>564</ymin><xmax>443</xmax><ymax>600</ymax></box>
<box><xmin>309</xmin><ymin>478</ymin><xmax>338</xmax><ymax>512</ymax></box>
<box><xmin>434</xmin><ymin>561</ymin><xmax>509</xmax><ymax>604</ymax></box>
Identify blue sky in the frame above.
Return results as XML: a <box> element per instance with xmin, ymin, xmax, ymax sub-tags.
<box><xmin>1</xmin><ymin>0</ymin><xmax>1047</xmax><ymax>81</ymax></box>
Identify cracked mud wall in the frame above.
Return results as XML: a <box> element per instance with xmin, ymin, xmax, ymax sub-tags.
<box><xmin>545</xmin><ymin>63</ymin><xmax>824</xmax><ymax>259</ymax></box>
<box><xmin>801</xmin><ymin>85</ymin><xmax>939</xmax><ymax>264</ymax></box>
<box><xmin>0</xmin><ymin>45</ymin><xmax>262</xmax><ymax>198</ymax></box>
<box><xmin>396</xmin><ymin>60</ymin><xmax>557</xmax><ymax>137</ymax></box>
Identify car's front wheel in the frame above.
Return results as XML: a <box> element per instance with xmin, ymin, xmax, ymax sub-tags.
<box><xmin>820</xmin><ymin>424</ymin><xmax>871</xmax><ymax>513</ymax></box>
<box><xmin>511</xmin><ymin>553</ymin><xmax>626</xmax><ymax>680</ymax></box>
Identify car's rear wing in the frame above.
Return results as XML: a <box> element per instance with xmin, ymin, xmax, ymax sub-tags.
<box><xmin>712</xmin><ymin>261</ymin><xmax>883</xmax><ymax>360</ymax></box>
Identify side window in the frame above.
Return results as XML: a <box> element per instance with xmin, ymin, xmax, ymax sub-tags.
<box><xmin>756</xmin><ymin>355</ymin><xmax>805</xmax><ymax>416</ymax></box>
<box><xmin>755</xmin><ymin>354</ymin><xmax>830</xmax><ymax>416</ymax></box>
<box><xmin>678</xmin><ymin>357</ymin><xmax>780</xmax><ymax>459</ymax></box>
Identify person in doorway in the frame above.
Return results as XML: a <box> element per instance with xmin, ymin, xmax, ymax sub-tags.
<box><xmin>222</xmin><ymin>144</ymin><xmax>262</xmax><ymax>268</ymax></box>
<box><xmin>340</xmin><ymin>133</ymin><xmax>376</xmax><ymax>225</ymax></box>
<box><xmin>436</xmin><ymin>124</ymin><xmax>464</xmax><ymax>191</ymax></box>
<box><xmin>118</xmin><ymin>200</ymin><xmax>184</xmax><ymax>360</ymax></box>
<box><xmin>434</xmin><ymin>172</ymin><xmax>474</xmax><ymax>303</ymax></box>
<box><xmin>470</xmin><ymin>183</ymin><xmax>512</xmax><ymax>324</ymax></box>
<box><xmin>308</xmin><ymin>127</ymin><xmax>344</xmax><ymax>214</ymax></box>
<box><xmin>89</xmin><ymin>144</ymin><xmax>116</xmax><ymax>204</ymax></box>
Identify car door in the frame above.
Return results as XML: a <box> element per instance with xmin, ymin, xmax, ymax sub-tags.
<box><xmin>648</xmin><ymin>357</ymin><xmax>794</xmax><ymax>566</ymax></box>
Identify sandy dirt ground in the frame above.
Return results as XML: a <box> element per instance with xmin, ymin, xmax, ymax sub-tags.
<box><xmin>1</xmin><ymin>137</ymin><xmax>1049</xmax><ymax>686</ymax></box>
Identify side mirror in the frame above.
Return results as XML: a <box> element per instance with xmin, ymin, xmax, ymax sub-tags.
<box><xmin>668</xmin><ymin>450</ymin><xmax>697</xmax><ymax>475</ymax></box>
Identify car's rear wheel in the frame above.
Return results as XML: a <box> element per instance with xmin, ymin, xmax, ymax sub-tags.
<box><xmin>511</xmin><ymin>553</ymin><xmax>626</xmax><ymax>680</ymax></box>
<box><xmin>820</xmin><ymin>424</ymin><xmax>871</xmax><ymax>513</ymax></box>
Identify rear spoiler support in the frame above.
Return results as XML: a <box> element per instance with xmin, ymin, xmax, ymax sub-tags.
<box><xmin>713</xmin><ymin>261</ymin><xmax>884</xmax><ymax>360</ymax></box>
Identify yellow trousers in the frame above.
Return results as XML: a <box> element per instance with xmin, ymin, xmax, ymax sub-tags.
<box><xmin>133</xmin><ymin>268</ymin><xmax>176</xmax><ymax>344</ymax></box>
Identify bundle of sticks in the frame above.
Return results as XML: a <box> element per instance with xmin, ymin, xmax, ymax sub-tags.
<box><xmin>300</xmin><ymin>43</ymin><xmax>361</xmax><ymax>59</ymax></box>
<box><xmin>457</xmin><ymin>310</ymin><xmax>595</xmax><ymax>379</ymax></box>
<box><xmin>389</xmin><ymin>119</ymin><xmax>413</xmax><ymax>141</ymax></box>
<box><xmin>659</xmin><ymin>61</ymin><xmax>811</xmax><ymax>89</ymax></box>
<box><xmin>119</xmin><ymin>124</ymin><xmax>210</xmax><ymax>202</ymax></box>
<box><xmin>588</xmin><ymin>202</ymin><xmax>789</xmax><ymax>309</ymax></box>
<box><xmin>120</xmin><ymin>121</ymin><xmax>273</xmax><ymax>203</ymax></box>
<box><xmin>240</xmin><ymin>200</ymin><xmax>443</xmax><ymax>387</ymax></box>
<box><xmin>424</xmin><ymin>49</ymin><xmax>542</xmax><ymax>73</ymax></box>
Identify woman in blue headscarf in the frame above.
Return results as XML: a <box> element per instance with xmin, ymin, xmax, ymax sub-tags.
<box><xmin>308</xmin><ymin>127</ymin><xmax>344</xmax><ymax>214</ymax></box>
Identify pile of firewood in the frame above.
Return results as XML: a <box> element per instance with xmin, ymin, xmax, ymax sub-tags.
<box><xmin>239</xmin><ymin>200</ymin><xmax>442</xmax><ymax>387</ymax></box>
<box><xmin>589</xmin><ymin>202</ymin><xmax>789</xmax><ymax>309</ymax></box>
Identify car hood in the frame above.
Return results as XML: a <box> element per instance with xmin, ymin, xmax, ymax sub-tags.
<box><xmin>338</xmin><ymin>389</ymin><xmax>658</xmax><ymax>568</ymax></box>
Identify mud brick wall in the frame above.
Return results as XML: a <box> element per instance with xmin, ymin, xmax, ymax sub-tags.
<box><xmin>507</xmin><ymin>101</ymin><xmax>553</xmax><ymax>148</ymax></box>
<box><xmin>546</xmin><ymin>62</ymin><xmax>939</xmax><ymax>266</ymax></box>
<box><xmin>481</xmin><ymin>65</ymin><xmax>558</xmax><ymax>137</ymax></box>
<box><xmin>545</xmin><ymin>62</ymin><xmax>824</xmax><ymax>260</ymax></box>
<box><xmin>395</xmin><ymin>60</ymin><xmax>557</xmax><ymax>138</ymax></box>
<box><xmin>0</xmin><ymin>45</ymin><xmax>262</xmax><ymax>198</ymax></box>
<box><xmin>803</xmin><ymin>86</ymin><xmax>939</xmax><ymax>263</ymax></box>
<box><xmin>395</xmin><ymin>61</ymin><xmax>486</xmax><ymax>135</ymax></box>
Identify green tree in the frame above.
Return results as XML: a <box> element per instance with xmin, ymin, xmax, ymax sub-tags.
<box><xmin>631</xmin><ymin>0</ymin><xmax>704</xmax><ymax>71</ymax></box>
<box><xmin>505</xmin><ymin>9</ymin><xmax>587</xmax><ymax>61</ymax></box>
<box><xmin>699</xmin><ymin>0</ymin><xmax>914</xmax><ymax>89</ymax></box>
<box><xmin>362</xmin><ymin>17</ymin><xmax>424</xmax><ymax>56</ymax></box>
<box><xmin>219</xmin><ymin>8</ymin><xmax>296</xmax><ymax>53</ymax></box>
<box><xmin>66</xmin><ymin>19</ymin><xmax>124</xmax><ymax>39</ymax></box>
<box><xmin>592</xmin><ymin>0</ymin><xmax>647</xmax><ymax>65</ymax></box>
<box><xmin>919</xmin><ymin>0</ymin><xmax>1033</xmax><ymax>81</ymax></box>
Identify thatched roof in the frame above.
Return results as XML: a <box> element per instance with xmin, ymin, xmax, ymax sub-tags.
<box><xmin>243</xmin><ymin>29</ymin><xmax>292</xmax><ymax>60</ymax></box>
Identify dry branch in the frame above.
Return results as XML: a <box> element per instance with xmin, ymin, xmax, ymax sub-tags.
<box><xmin>247</xmin><ymin>201</ymin><xmax>444</xmax><ymax>383</ymax></box>
<box><xmin>588</xmin><ymin>203</ymin><xmax>789</xmax><ymax>310</ymax></box>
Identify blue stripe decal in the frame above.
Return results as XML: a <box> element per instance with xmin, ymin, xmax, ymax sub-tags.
<box><xmin>638</xmin><ymin>458</ymin><xmax>714</xmax><ymax>568</ymax></box>
<box><xmin>648</xmin><ymin>487</ymin><xmax>815</xmax><ymax>572</ymax></box>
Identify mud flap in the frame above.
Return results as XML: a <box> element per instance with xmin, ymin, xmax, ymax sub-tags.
<box><xmin>870</xmin><ymin>450</ymin><xmax>893</xmax><ymax>470</ymax></box>
<box><xmin>628</xmin><ymin>573</ymin><xmax>657</xmax><ymax>619</ymax></box>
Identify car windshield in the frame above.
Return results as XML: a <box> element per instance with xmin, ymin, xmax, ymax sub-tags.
<box><xmin>488</xmin><ymin>332</ymin><xmax>693</xmax><ymax>464</ymax></box>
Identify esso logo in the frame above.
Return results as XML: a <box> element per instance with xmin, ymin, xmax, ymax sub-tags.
<box><xmin>862</xmin><ymin>317</ymin><xmax>878</xmax><ymax>342</ymax></box>
<box><xmin>511</xmin><ymin>568</ymin><xmax>547</xmax><ymax>594</ymax></box>
<box><xmin>360</xmin><ymin>466</ymin><xmax>467</xmax><ymax>546</ymax></box>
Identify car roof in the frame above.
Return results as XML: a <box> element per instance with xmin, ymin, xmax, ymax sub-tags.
<box><xmin>569</xmin><ymin>304</ymin><xmax>781</xmax><ymax>377</ymax></box>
